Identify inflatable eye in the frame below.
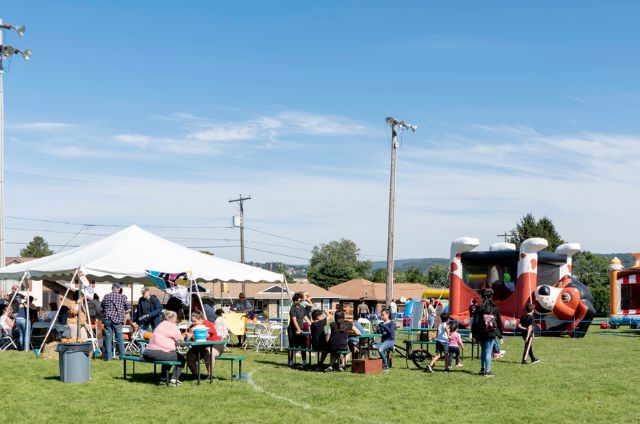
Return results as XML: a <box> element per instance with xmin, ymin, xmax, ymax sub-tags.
<box><xmin>561</xmin><ymin>293</ymin><xmax>571</xmax><ymax>303</ymax></box>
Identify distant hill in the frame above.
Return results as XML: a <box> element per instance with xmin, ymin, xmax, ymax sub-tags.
<box><xmin>249</xmin><ymin>253</ymin><xmax>636</xmax><ymax>279</ymax></box>
<box><xmin>370</xmin><ymin>258</ymin><xmax>448</xmax><ymax>272</ymax></box>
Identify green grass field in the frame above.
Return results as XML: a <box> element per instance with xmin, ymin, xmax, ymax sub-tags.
<box><xmin>1</xmin><ymin>328</ymin><xmax>639</xmax><ymax>424</ymax></box>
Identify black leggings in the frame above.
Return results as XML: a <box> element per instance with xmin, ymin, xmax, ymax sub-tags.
<box><xmin>448</xmin><ymin>346</ymin><xmax>461</xmax><ymax>365</ymax></box>
<box><xmin>143</xmin><ymin>349</ymin><xmax>185</xmax><ymax>380</ymax></box>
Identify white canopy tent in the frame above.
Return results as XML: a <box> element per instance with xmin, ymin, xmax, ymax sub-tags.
<box><xmin>0</xmin><ymin>225</ymin><xmax>289</xmax><ymax>352</ymax></box>
<box><xmin>0</xmin><ymin>225</ymin><xmax>285</xmax><ymax>284</ymax></box>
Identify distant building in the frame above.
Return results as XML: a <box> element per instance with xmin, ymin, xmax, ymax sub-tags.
<box><xmin>329</xmin><ymin>278</ymin><xmax>427</xmax><ymax>319</ymax></box>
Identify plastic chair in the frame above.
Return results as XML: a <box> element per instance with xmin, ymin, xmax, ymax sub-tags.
<box><xmin>243</xmin><ymin>323</ymin><xmax>266</xmax><ymax>350</ymax></box>
<box><xmin>357</xmin><ymin>318</ymin><xmax>372</xmax><ymax>333</ymax></box>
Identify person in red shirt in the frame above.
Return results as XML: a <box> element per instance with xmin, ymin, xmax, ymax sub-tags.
<box><xmin>186</xmin><ymin>311</ymin><xmax>223</xmax><ymax>377</ymax></box>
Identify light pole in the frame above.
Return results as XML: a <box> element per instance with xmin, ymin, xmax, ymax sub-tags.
<box><xmin>0</xmin><ymin>19</ymin><xmax>31</xmax><ymax>269</ymax></box>
<box><xmin>384</xmin><ymin>117</ymin><xmax>416</xmax><ymax>308</ymax></box>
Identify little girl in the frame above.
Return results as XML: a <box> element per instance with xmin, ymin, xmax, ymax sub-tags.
<box><xmin>448</xmin><ymin>321</ymin><xmax>464</xmax><ymax>368</ymax></box>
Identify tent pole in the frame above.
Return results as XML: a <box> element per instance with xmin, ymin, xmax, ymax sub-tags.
<box><xmin>39</xmin><ymin>268</ymin><xmax>79</xmax><ymax>353</ymax></box>
<box><xmin>26</xmin><ymin>275</ymin><xmax>31</xmax><ymax>351</ymax></box>
<box><xmin>281</xmin><ymin>275</ymin><xmax>289</xmax><ymax>351</ymax></box>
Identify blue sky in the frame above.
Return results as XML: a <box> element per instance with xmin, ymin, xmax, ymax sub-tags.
<box><xmin>2</xmin><ymin>1</ymin><xmax>639</xmax><ymax>263</ymax></box>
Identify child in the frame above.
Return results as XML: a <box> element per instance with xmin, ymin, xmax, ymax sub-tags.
<box><xmin>518</xmin><ymin>303</ymin><xmax>539</xmax><ymax>365</ymax></box>
<box><xmin>326</xmin><ymin>310</ymin><xmax>360</xmax><ymax>372</ymax></box>
<box><xmin>375</xmin><ymin>309</ymin><xmax>395</xmax><ymax>371</ymax></box>
<box><xmin>426</xmin><ymin>312</ymin><xmax>449</xmax><ymax>373</ymax></box>
<box><xmin>310</xmin><ymin>309</ymin><xmax>329</xmax><ymax>367</ymax></box>
<box><xmin>447</xmin><ymin>321</ymin><xmax>464</xmax><ymax>368</ymax></box>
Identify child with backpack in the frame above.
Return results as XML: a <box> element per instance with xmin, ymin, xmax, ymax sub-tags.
<box><xmin>425</xmin><ymin>312</ymin><xmax>450</xmax><ymax>373</ymax></box>
<box><xmin>471</xmin><ymin>288</ymin><xmax>503</xmax><ymax>377</ymax></box>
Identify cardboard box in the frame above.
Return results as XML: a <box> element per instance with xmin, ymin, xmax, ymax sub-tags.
<box><xmin>351</xmin><ymin>358</ymin><xmax>383</xmax><ymax>374</ymax></box>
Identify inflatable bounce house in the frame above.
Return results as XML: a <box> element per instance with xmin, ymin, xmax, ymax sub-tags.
<box><xmin>448</xmin><ymin>237</ymin><xmax>595</xmax><ymax>337</ymax></box>
<box><xmin>608</xmin><ymin>253</ymin><xmax>640</xmax><ymax>328</ymax></box>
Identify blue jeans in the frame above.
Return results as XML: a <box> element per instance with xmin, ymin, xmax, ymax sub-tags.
<box><xmin>428</xmin><ymin>316</ymin><xmax>435</xmax><ymax>328</ymax></box>
<box><xmin>377</xmin><ymin>340</ymin><xmax>395</xmax><ymax>367</ymax></box>
<box><xmin>15</xmin><ymin>317</ymin><xmax>28</xmax><ymax>351</ymax></box>
<box><xmin>480</xmin><ymin>339</ymin><xmax>495</xmax><ymax>372</ymax></box>
<box><xmin>103</xmin><ymin>318</ymin><xmax>125</xmax><ymax>360</ymax></box>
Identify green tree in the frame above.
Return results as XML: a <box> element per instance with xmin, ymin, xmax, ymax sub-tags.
<box><xmin>405</xmin><ymin>266</ymin><xmax>426</xmax><ymax>284</ymax></box>
<box><xmin>371</xmin><ymin>268</ymin><xmax>386</xmax><ymax>282</ymax></box>
<box><xmin>510</xmin><ymin>213</ymin><xmax>565</xmax><ymax>251</ymax></box>
<box><xmin>20</xmin><ymin>236</ymin><xmax>53</xmax><ymax>258</ymax></box>
<box><xmin>393</xmin><ymin>271</ymin><xmax>407</xmax><ymax>283</ymax></box>
<box><xmin>274</xmin><ymin>263</ymin><xmax>295</xmax><ymax>284</ymax></box>
<box><xmin>425</xmin><ymin>263</ymin><xmax>449</xmax><ymax>288</ymax></box>
<box><xmin>572</xmin><ymin>251</ymin><xmax>610</xmax><ymax>314</ymax></box>
<box><xmin>307</xmin><ymin>239</ymin><xmax>371</xmax><ymax>288</ymax></box>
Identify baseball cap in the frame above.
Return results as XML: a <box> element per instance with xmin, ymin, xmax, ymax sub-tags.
<box><xmin>112</xmin><ymin>282</ymin><xmax>122</xmax><ymax>290</ymax></box>
<box><xmin>141</xmin><ymin>287</ymin><xmax>149</xmax><ymax>294</ymax></box>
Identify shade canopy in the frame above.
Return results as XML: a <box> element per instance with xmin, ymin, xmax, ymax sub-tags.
<box><xmin>0</xmin><ymin>225</ymin><xmax>284</xmax><ymax>284</ymax></box>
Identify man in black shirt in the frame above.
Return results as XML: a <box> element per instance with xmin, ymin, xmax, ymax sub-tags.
<box><xmin>518</xmin><ymin>303</ymin><xmax>539</xmax><ymax>365</ymax></box>
<box><xmin>288</xmin><ymin>292</ymin><xmax>307</xmax><ymax>368</ymax></box>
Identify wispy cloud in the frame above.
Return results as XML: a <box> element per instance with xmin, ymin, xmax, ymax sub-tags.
<box><xmin>13</xmin><ymin>122</ymin><xmax>76</xmax><ymax>131</ymax></box>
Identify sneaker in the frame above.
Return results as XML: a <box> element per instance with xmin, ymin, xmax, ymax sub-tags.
<box><xmin>338</xmin><ymin>366</ymin><xmax>345</xmax><ymax>372</ymax></box>
<box><xmin>169</xmin><ymin>379</ymin><xmax>182</xmax><ymax>386</ymax></box>
<box><xmin>483</xmin><ymin>371</ymin><xmax>494</xmax><ymax>378</ymax></box>
<box><xmin>532</xmin><ymin>359</ymin><xmax>540</xmax><ymax>365</ymax></box>
<box><xmin>323</xmin><ymin>366</ymin><xmax>333</xmax><ymax>373</ymax></box>
<box><xmin>456</xmin><ymin>363</ymin><xmax>463</xmax><ymax>368</ymax></box>
<box><xmin>479</xmin><ymin>368</ymin><xmax>485</xmax><ymax>375</ymax></box>
<box><xmin>521</xmin><ymin>361</ymin><xmax>527</xmax><ymax>365</ymax></box>
<box><xmin>424</xmin><ymin>364</ymin><xmax>433</xmax><ymax>373</ymax></box>
<box><xmin>383</xmin><ymin>367</ymin><xmax>390</xmax><ymax>372</ymax></box>
<box><xmin>444</xmin><ymin>368</ymin><xmax>451</xmax><ymax>373</ymax></box>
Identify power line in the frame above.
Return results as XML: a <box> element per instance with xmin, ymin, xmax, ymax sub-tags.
<box><xmin>245</xmin><ymin>226</ymin><xmax>315</xmax><ymax>246</ymax></box>
<box><xmin>6</xmin><ymin>216</ymin><xmax>233</xmax><ymax>229</ymax></box>
<box><xmin>244</xmin><ymin>246</ymin><xmax>309</xmax><ymax>261</ymax></box>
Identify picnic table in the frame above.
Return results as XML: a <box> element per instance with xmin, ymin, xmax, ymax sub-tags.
<box><xmin>353</xmin><ymin>333</ymin><xmax>381</xmax><ymax>359</ymax></box>
<box><xmin>177</xmin><ymin>340</ymin><xmax>227</xmax><ymax>384</ymax></box>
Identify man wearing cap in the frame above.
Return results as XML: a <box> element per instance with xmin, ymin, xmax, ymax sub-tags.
<box><xmin>101</xmin><ymin>283</ymin><xmax>128</xmax><ymax>361</ymax></box>
<box><xmin>135</xmin><ymin>287</ymin><xmax>163</xmax><ymax>331</ymax></box>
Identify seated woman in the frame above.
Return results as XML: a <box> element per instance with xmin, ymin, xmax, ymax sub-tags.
<box><xmin>143</xmin><ymin>310</ymin><xmax>185</xmax><ymax>385</ymax></box>
<box><xmin>0</xmin><ymin>305</ymin><xmax>15</xmax><ymax>333</ymax></box>
<box><xmin>214</xmin><ymin>309</ymin><xmax>229</xmax><ymax>340</ymax></box>
<box><xmin>325</xmin><ymin>310</ymin><xmax>360</xmax><ymax>372</ymax></box>
<box><xmin>46</xmin><ymin>303</ymin><xmax>58</xmax><ymax>322</ymax></box>
<box><xmin>186</xmin><ymin>311</ymin><xmax>223</xmax><ymax>378</ymax></box>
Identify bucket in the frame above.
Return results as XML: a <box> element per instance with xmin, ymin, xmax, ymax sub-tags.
<box><xmin>192</xmin><ymin>325</ymin><xmax>208</xmax><ymax>341</ymax></box>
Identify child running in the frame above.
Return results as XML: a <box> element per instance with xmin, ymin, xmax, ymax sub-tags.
<box><xmin>426</xmin><ymin>312</ymin><xmax>450</xmax><ymax>373</ymax></box>
<box><xmin>518</xmin><ymin>303</ymin><xmax>540</xmax><ymax>365</ymax></box>
<box><xmin>448</xmin><ymin>321</ymin><xmax>464</xmax><ymax>368</ymax></box>
<box><xmin>375</xmin><ymin>309</ymin><xmax>395</xmax><ymax>371</ymax></box>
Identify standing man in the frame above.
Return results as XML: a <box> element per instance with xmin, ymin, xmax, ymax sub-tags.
<box><xmin>135</xmin><ymin>287</ymin><xmax>163</xmax><ymax>331</ymax></box>
<box><xmin>101</xmin><ymin>282</ymin><xmax>128</xmax><ymax>361</ymax></box>
<box><xmin>357</xmin><ymin>300</ymin><xmax>370</xmax><ymax>319</ymax></box>
<box><xmin>389</xmin><ymin>298</ymin><xmax>398</xmax><ymax>318</ymax></box>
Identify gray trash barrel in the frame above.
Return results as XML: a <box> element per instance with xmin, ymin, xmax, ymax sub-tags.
<box><xmin>56</xmin><ymin>342</ymin><xmax>92</xmax><ymax>383</ymax></box>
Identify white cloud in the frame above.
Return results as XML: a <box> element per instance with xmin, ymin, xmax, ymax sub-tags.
<box><xmin>276</xmin><ymin>111</ymin><xmax>367</xmax><ymax>135</ymax></box>
<box><xmin>13</xmin><ymin>122</ymin><xmax>76</xmax><ymax>131</ymax></box>
<box><xmin>114</xmin><ymin>134</ymin><xmax>153</xmax><ymax>144</ymax></box>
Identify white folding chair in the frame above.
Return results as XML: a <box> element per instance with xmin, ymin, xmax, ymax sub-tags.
<box><xmin>257</xmin><ymin>323</ymin><xmax>282</xmax><ymax>351</ymax></box>
<box><xmin>357</xmin><ymin>318</ymin><xmax>372</xmax><ymax>333</ymax></box>
<box><xmin>1</xmin><ymin>325</ymin><xmax>18</xmax><ymax>350</ymax></box>
<box><xmin>244</xmin><ymin>323</ymin><xmax>266</xmax><ymax>350</ymax></box>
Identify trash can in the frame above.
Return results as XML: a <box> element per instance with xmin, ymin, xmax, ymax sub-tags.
<box><xmin>56</xmin><ymin>342</ymin><xmax>92</xmax><ymax>383</ymax></box>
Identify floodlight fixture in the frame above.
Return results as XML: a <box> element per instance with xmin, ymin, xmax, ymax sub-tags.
<box><xmin>0</xmin><ymin>23</ymin><xmax>25</xmax><ymax>37</ymax></box>
<box><xmin>0</xmin><ymin>45</ymin><xmax>31</xmax><ymax>60</ymax></box>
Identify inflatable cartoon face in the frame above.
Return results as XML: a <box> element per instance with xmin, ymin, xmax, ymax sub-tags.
<box><xmin>534</xmin><ymin>278</ymin><xmax>596</xmax><ymax>337</ymax></box>
<box><xmin>535</xmin><ymin>285</ymin><xmax>582</xmax><ymax>320</ymax></box>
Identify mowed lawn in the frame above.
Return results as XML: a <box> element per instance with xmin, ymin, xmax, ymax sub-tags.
<box><xmin>1</xmin><ymin>327</ymin><xmax>639</xmax><ymax>424</ymax></box>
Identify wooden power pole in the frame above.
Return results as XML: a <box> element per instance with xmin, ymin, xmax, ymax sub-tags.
<box><xmin>384</xmin><ymin>117</ymin><xmax>416</xmax><ymax>309</ymax></box>
<box><xmin>229</xmin><ymin>194</ymin><xmax>251</xmax><ymax>293</ymax></box>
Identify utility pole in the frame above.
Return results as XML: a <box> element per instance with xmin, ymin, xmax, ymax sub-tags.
<box><xmin>384</xmin><ymin>117</ymin><xmax>416</xmax><ymax>309</ymax></box>
<box><xmin>0</xmin><ymin>19</ymin><xmax>30</xmax><ymax>271</ymax></box>
<box><xmin>496</xmin><ymin>231</ymin><xmax>515</xmax><ymax>242</ymax></box>
<box><xmin>229</xmin><ymin>194</ymin><xmax>251</xmax><ymax>293</ymax></box>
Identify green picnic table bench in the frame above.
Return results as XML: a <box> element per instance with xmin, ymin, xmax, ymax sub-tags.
<box><xmin>121</xmin><ymin>355</ymin><xmax>182</xmax><ymax>386</ymax></box>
